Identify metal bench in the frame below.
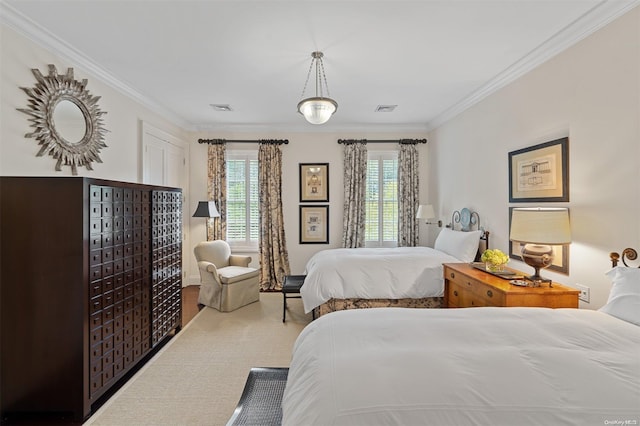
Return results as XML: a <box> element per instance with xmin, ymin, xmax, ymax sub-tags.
<box><xmin>282</xmin><ymin>275</ymin><xmax>306</xmax><ymax>322</ymax></box>
<box><xmin>226</xmin><ymin>367</ymin><xmax>289</xmax><ymax>426</ymax></box>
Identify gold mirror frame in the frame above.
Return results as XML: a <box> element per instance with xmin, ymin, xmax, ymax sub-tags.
<box><xmin>18</xmin><ymin>64</ymin><xmax>108</xmax><ymax>175</ymax></box>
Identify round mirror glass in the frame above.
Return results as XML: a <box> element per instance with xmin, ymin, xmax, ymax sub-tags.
<box><xmin>52</xmin><ymin>99</ymin><xmax>87</xmax><ymax>144</ymax></box>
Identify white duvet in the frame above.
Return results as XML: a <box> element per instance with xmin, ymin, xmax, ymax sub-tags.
<box><xmin>301</xmin><ymin>247</ymin><xmax>461</xmax><ymax>313</ymax></box>
<box><xmin>283</xmin><ymin>307</ymin><xmax>640</xmax><ymax>426</ymax></box>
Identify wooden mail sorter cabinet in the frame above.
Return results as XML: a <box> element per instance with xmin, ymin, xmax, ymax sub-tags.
<box><xmin>0</xmin><ymin>177</ymin><xmax>182</xmax><ymax>422</ymax></box>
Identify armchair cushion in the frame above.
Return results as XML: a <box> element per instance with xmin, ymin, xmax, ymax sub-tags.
<box><xmin>217</xmin><ymin>266</ymin><xmax>260</xmax><ymax>285</ymax></box>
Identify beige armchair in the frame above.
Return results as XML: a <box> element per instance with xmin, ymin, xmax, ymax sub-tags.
<box><xmin>194</xmin><ymin>240</ymin><xmax>260</xmax><ymax>312</ymax></box>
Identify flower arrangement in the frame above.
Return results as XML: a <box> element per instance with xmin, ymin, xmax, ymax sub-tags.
<box><xmin>481</xmin><ymin>249</ymin><xmax>509</xmax><ymax>272</ymax></box>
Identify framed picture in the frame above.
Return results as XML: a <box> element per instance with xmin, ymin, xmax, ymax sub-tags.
<box><xmin>508</xmin><ymin>207</ymin><xmax>569</xmax><ymax>275</ymax></box>
<box><xmin>508</xmin><ymin>137</ymin><xmax>569</xmax><ymax>202</ymax></box>
<box><xmin>299</xmin><ymin>163</ymin><xmax>329</xmax><ymax>202</ymax></box>
<box><xmin>300</xmin><ymin>205</ymin><xmax>329</xmax><ymax>244</ymax></box>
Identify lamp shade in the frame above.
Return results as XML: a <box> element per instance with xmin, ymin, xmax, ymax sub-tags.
<box><xmin>416</xmin><ymin>204</ymin><xmax>436</xmax><ymax>220</ymax></box>
<box><xmin>192</xmin><ymin>201</ymin><xmax>220</xmax><ymax>218</ymax></box>
<box><xmin>297</xmin><ymin>97</ymin><xmax>338</xmax><ymax>125</ymax></box>
<box><xmin>510</xmin><ymin>207</ymin><xmax>571</xmax><ymax>245</ymax></box>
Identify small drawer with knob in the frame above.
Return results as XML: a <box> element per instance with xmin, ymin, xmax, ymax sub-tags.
<box><xmin>444</xmin><ymin>264</ymin><xmax>505</xmax><ymax>308</ymax></box>
<box><xmin>446</xmin><ymin>283</ymin><xmax>463</xmax><ymax>307</ymax></box>
<box><xmin>466</xmin><ymin>279</ymin><xmax>505</xmax><ymax>306</ymax></box>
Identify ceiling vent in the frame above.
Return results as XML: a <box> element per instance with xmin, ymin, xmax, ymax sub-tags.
<box><xmin>210</xmin><ymin>104</ymin><xmax>233</xmax><ymax>112</ymax></box>
<box><xmin>375</xmin><ymin>105</ymin><xmax>397</xmax><ymax>112</ymax></box>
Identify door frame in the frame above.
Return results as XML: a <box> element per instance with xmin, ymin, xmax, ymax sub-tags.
<box><xmin>140</xmin><ymin>120</ymin><xmax>190</xmax><ymax>286</ymax></box>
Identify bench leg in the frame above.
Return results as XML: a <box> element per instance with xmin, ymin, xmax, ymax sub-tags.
<box><xmin>282</xmin><ymin>293</ymin><xmax>286</xmax><ymax>322</ymax></box>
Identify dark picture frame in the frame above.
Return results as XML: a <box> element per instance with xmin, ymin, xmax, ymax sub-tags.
<box><xmin>508</xmin><ymin>207</ymin><xmax>569</xmax><ymax>275</ymax></box>
<box><xmin>508</xmin><ymin>137</ymin><xmax>569</xmax><ymax>202</ymax></box>
<box><xmin>299</xmin><ymin>205</ymin><xmax>329</xmax><ymax>244</ymax></box>
<box><xmin>299</xmin><ymin>163</ymin><xmax>329</xmax><ymax>202</ymax></box>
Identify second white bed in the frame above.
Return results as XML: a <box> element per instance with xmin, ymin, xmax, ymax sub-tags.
<box><xmin>300</xmin><ymin>246</ymin><xmax>462</xmax><ymax>313</ymax></box>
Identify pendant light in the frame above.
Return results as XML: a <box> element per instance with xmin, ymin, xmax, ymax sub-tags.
<box><xmin>297</xmin><ymin>51</ymin><xmax>338</xmax><ymax>125</ymax></box>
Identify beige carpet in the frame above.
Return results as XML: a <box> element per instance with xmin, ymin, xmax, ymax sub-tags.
<box><xmin>85</xmin><ymin>292</ymin><xmax>312</xmax><ymax>426</ymax></box>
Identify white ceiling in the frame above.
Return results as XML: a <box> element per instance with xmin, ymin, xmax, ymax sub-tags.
<box><xmin>2</xmin><ymin>1</ymin><xmax>638</xmax><ymax>133</ymax></box>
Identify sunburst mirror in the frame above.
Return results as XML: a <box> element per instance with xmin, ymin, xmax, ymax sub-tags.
<box><xmin>18</xmin><ymin>64</ymin><xmax>108</xmax><ymax>175</ymax></box>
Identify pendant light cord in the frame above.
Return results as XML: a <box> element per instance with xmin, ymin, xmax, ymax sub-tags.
<box><xmin>299</xmin><ymin>52</ymin><xmax>332</xmax><ymax>100</ymax></box>
<box><xmin>300</xmin><ymin>57</ymin><xmax>315</xmax><ymax>99</ymax></box>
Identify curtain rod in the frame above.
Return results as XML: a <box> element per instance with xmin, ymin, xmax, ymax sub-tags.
<box><xmin>198</xmin><ymin>138</ymin><xmax>289</xmax><ymax>145</ymax></box>
<box><xmin>337</xmin><ymin>138</ymin><xmax>427</xmax><ymax>144</ymax></box>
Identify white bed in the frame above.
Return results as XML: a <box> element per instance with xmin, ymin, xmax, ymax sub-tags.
<box><xmin>283</xmin><ymin>307</ymin><xmax>640</xmax><ymax>426</ymax></box>
<box><xmin>301</xmin><ymin>218</ymin><xmax>485</xmax><ymax>315</ymax></box>
<box><xmin>301</xmin><ymin>246</ymin><xmax>462</xmax><ymax>313</ymax></box>
<box><xmin>284</xmin><ymin>252</ymin><xmax>640</xmax><ymax>425</ymax></box>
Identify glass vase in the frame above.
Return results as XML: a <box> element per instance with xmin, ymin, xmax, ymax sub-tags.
<box><xmin>485</xmin><ymin>262</ymin><xmax>506</xmax><ymax>273</ymax></box>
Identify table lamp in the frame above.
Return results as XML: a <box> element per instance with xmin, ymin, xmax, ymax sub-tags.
<box><xmin>416</xmin><ymin>204</ymin><xmax>441</xmax><ymax>227</ymax></box>
<box><xmin>509</xmin><ymin>207</ymin><xmax>570</xmax><ymax>286</ymax></box>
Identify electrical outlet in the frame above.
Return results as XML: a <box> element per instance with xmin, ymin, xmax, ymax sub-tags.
<box><xmin>576</xmin><ymin>283</ymin><xmax>590</xmax><ymax>303</ymax></box>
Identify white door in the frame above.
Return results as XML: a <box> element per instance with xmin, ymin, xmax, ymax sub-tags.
<box><xmin>141</xmin><ymin>121</ymin><xmax>190</xmax><ymax>286</ymax></box>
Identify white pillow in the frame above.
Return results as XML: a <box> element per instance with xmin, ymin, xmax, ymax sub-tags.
<box><xmin>599</xmin><ymin>267</ymin><xmax>640</xmax><ymax>326</ymax></box>
<box><xmin>434</xmin><ymin>228</ymin><xmax>482</xmax><ymax>263</ymax></box>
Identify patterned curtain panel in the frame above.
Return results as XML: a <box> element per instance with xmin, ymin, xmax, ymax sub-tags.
<box><xmin>342</xmin><ymin>141</ymin><xmax>368</xmax><ymax>248</ymax></box>
<box><xmin>398</xmin><ymin>142</ymin><xmax>419</xmax><ymax>247</ymax></box>
<box><xmin>207</xmin><ymin>143</ymin><xmax>226</xmax><ymax>241</ymax></box>
<box><xmin>258</xmin><ymin>142</ymin><xmax>291</xmax><ymax>291</ymax></box>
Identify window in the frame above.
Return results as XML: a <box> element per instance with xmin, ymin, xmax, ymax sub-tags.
<box><xmin>365</xmin><ymin>151</ymin><xmax>398</xmax><ymax>247</ymax></box>
<box><xmin>226</xmin><ymin>150</ymin><xmax>259</xmax><ymax>250</ymax></box>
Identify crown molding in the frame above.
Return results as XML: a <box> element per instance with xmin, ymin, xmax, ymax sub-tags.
<box><xmin>192</xmin><ymin>121</ymin><xmax>429</xmax><ymax>134</ymax></box>
<box><xmin>427</xmin><ymin>0</ymin><xmax>640</xmax><ymax>131</ymax></box>
<box><xmin>3</xmin><ymin>1</ymin><xmax>637</xmax><ymax>134</ymax></box>
<box><xmin>0</xmin><ymin>2</ymin><xmax>194</xmax><ymax>130</ymax></box>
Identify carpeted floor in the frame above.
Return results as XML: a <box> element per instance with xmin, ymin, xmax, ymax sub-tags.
<box><xmin>84</xmin><ymin>292</ymin><xmax>312</xmax><ymax>426</ymax></box>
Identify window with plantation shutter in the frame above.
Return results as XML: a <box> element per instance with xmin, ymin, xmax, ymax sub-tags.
<box><xmin>365</xmin><ymin>151</ymin><xmax>398</xmax><ymax>247</ymax></box>
<box><xmin>226</xmin><ymin>150</ymin><xmax>259</xmax><ymax>250</ymax></box>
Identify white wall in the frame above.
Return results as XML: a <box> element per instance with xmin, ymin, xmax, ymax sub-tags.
<box><xmin>1</xmin><ymin>23</ymin><xmax>433</xmax><ymax>290</ymax></box>
<box><xmin>0</xmin><ymin>25</ymin><xmax>187</xmax><ymax>180</ymax></box>
<box><xmin>187</xmin><ymin>131</ymin><xmax>430</xmax><ymax>285</ymax></box>
<box><xmin>1</xmin><ymin>24</ymin><xmax>192</xmax><ymax>282</ymax></box>
<box><xmin>428</xmin><ymin>8</ymin><xmax>640</xmax><ymax>309</ymax></box>
<box><xmin>6</xmin><ymin>7</ymin><xmax>636</xmax><ymax>308</ymax></box>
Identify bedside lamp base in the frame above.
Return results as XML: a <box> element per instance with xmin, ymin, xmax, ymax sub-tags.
<box><xmin>521</xmin><ymin>244</ymin><xmax>555</xmax><ymax>288</ymax></box>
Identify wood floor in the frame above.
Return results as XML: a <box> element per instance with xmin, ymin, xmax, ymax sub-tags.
<box><xmin>181</xmin><ymin>285</ymin><xmax>201</xmax><ymax>327</ymax></box>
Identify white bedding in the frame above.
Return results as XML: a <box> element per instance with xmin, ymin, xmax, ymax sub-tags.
<box><xmin>282</xmin><ymin>307</ymin><xmax>640</xmax><ymax>425</ymax></box>
<box><xmin>300</xmin><ymin>247</ymin><xmax>461</xmax><ymax>313</ymax></box>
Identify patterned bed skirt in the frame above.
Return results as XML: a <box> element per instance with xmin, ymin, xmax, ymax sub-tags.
<box><xmin>313</xmin><ymin>297</ymin><xmax>443</xmax><ymax>319</ymax></box>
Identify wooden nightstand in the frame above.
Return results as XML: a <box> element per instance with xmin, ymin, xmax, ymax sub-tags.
<box><xmin>443</xmin><ymin>263</ymin><xmax>579</xmax><ymax>308</ymax></box>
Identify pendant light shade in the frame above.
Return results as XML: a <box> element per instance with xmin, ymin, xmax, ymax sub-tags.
<box><xmin>298</xmin><ymin>51</ymin><xmax>337</xmax><ymax>125</ymax></box>
<box><xmin>297</xmin><ymin>97</ymin><xmax>338</xmax><ymax>125</ymax></box>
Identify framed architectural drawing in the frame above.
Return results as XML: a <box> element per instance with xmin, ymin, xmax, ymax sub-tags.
<box><xmin>300</xmin><ymin>205</ymin><xmax>329</xmax><ymax>244</ymax></box>
<box><xmin>299</xmin><ymin>163</ymin><xmax>329</xmax><ymax>202</ymax></box>
<box><xmin>508</xmin><ymin>137</ymin><xmax>569</xmax><ymax>202</ymax></box>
